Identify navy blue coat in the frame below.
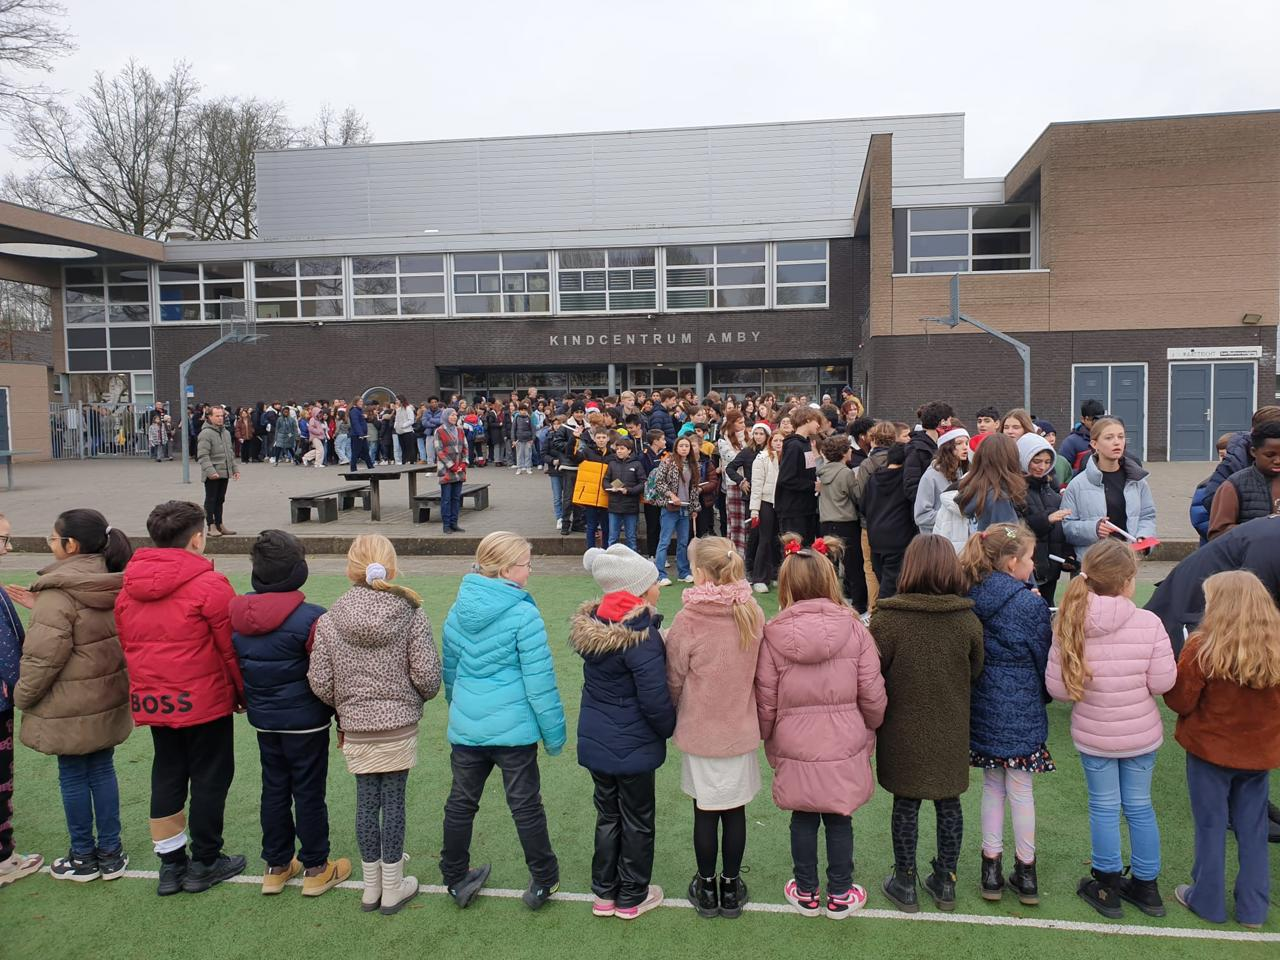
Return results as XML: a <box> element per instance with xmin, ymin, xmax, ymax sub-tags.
<box><xmin>968</xmin><ymin>572</ymin><xmax>1052</xmax><ymax>758</ymax></box>
<box><xmin>0</xmin><ymin>589</ymin><xmax>24</xmax><ymax>713</ymax></box>
<box><xmin>1189</xmin><ymin>430</ymin><xmax>1250</xmax><ymax>542</ymax></box>
<box><xmin>569</xmin><ymin>603</ymin><xmax>675</xmax><ymax>775</ymax></box>
<box><xmin>647</xmin><ymin>406</ymin><xmax>677</xmax><ymax>447</ymax></box>
<box><xmin>348</xmin><ymin>404</ymin><xmax>367</xmax><ymax>439</ymax></box>
<box><xmin>229</xmin><ymin>591</ymin><xmax>332</xmax><ymax>731</ymax></box>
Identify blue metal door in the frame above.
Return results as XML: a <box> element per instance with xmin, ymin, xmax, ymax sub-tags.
<box><xmin>1211</xmin><ymin>363</ymin><xmax>1255</xmax><ymax>444</ymax></box>
<box><xmin>1169</xmin><ymin>364</ymin><xmax>1211</xmax><ymax>460</ymax></box>
<box><xmin>1110</xmin><ymin>365</ymin><xmax>1145</xmax><ymax>461</ymax></box>
<box><xmin>1073</xmin><ymin>366</ymin><xmax>1109</xmax><ymax>419</ymax></box>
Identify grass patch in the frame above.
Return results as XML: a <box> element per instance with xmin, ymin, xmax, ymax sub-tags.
<box><xmin>2</xmin><ymin>572</ymin><xmax>1276</xmax><ymax>959</ymax></box>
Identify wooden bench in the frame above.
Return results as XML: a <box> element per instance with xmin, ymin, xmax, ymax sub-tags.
<box><xmin>289</xmin><ymin>484</ymin><xmax>371</xmax><ymax>523</ymax></box>
<box><xmin>411</xmin><ymin>483</ymin><xmax>491</xmax><ymax>524</ymax></box>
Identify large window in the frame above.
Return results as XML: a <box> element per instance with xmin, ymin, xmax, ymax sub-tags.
<box><xmin>157</xmin><ymin>262</ymin><xmax>246</xmax><ymax>322</ymax></box>
<box><xmin>898</xmin><ymin>204</ymin><xmax>1034</xmax><ymax>274</ymax></box>
<box><xmin>709</xmin><ymin>364</ymin><xmax>849</xmax><ymax>400</ymax></box>
<box><xmin>253</xmin><ymin>258</ymin><xmax>343</xmax><ymax>319</ymax></box>
<box><xmin>665</xmin><ymin>243</ymin><xmax>767</xmax><ymax>310</ymax></box>
<box><xmin>453</xmin><ymin>252</ymin><xmax>550</xmax><ymax>314</ymax></box>
<box><xmin>774</xmin><ymin>240</ymin><xmax>828</xmax><ymax>306</ymax></box>
<box><xmin>558</xmin><ymin>248</ymin><xmax>657</xmax><ymax>312</ymax></box>
<box><xmin>62</xmin><ymin>264</ymin><xmax>153</xmax><ymax>372</ymax></box>
<box><xmin>352</xmin><ymin>254</ymin><xmax>446</xmax><ymax>318</ymax></box>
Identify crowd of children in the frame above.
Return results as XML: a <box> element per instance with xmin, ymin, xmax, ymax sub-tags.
<box><xmin>0</xmin><ymin>496</ymin><xmax>1277</xmax><ymax>932</ymax></box>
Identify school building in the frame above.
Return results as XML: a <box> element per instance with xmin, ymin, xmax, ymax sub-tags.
<box><xmin>0</xmin><ymin>108</ymin><xmax>1277</xmax><ymax>461</ymax></box>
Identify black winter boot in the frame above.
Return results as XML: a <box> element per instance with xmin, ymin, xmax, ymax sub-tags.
<box><xmin>718</xmin><ymin>874</ymin><xmax>748</xmax><ymax>919</ymax></box>
<box><xmin>922</xmin><ymin>858</ymin><xmax>957</xmax><ymax>911</ymax></box>
<box><xmin>1009</xmin><ymin>857</ymin><xmax>1039</xmax><ymax>906</ymax></box>
<box><xmin>980</xmin><ymin>854</ymin><xmax>1005</xmax><ymax>901</ymax></box>
<box><xmin>881</xmin><ymin>865</ymin><xmax>919</xmax><ymax>913</ymax></box>
<box><xmin>688</xmin><ymin>874</ymin><xmax>718</xmax><ymax>918</ymax></box>
<box><xmin>1116</xmin><ymin>871</ymin><xmax>1165</xmax><ymax>917</ymax></box>
<box><xmin>1077</xmin><ymin>867</ymin><xmax>1124</xmax><ymax>919</ymax></box>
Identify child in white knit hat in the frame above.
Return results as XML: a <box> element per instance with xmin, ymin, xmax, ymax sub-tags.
<box><xmin>569</xmin><ymin>544</ymin><xmax>676</xmax><ymax>920</ymax></box>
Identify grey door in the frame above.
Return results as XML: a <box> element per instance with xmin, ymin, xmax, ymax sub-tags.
<box><xmin>1073</xmin><ymin>366</ymin><xmax>1109</xmax><ymax>418</ymax></box>
<box><xmin>1170</xmin><ymin>364</ymin><xmax>1211</xmax><ymax>460</ymax></box>
<box><xmin>0</xmin><ymin>387</ymin><xmax>9</xmax><ymax>451</ymax></box>
<box><xmin>1212</xmin><ymin>362</ymin><xmax>1255</xmax><ymax>443</ymax></box>
<box><xmin>1109</xmin><ymin>365</ymin><xmax>1145</xmax><ymax>461</ymax></box>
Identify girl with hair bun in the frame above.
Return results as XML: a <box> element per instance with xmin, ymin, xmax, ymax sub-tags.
<box><xmin>959</xmin><ymin>522</ymin><xmax>1053</xmax><ymax>908</ymax></box>
<box><xmin>7</xmin><ymin>508</ymin><xmax>133</xmax><ymax>882</ymax></box>
<box><xmin>1046</xmin><ymin>539</ymin><xmax>1176</xmax><ymax>920</ymax></box>
<box><xmin>308</xmin><ymin>535</ymin><xmax>441</xmax><ymax>916</ymax></box>
<box><xmin>665</xmin><ymin>537</ymin><xmax>765</xmax><ymax>919</ymax></box>
<box><xmin>757</xmin><ymin>532</ymin><xmax>886</xmax><ymax>919</ymax></box>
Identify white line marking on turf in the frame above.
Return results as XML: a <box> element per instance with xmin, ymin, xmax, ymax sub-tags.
<box><xmin>90</xmin><ymin>869</ymin><xmax>1275</xmax><ymax>943</ymax></box>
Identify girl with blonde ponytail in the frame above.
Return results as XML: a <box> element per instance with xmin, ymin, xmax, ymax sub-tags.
<box><xmin>309</xmin><ymin>534</ymin><xmax>440</xmax><ymax>916</ymax></box>
<box><xmin>1046</xmin><ymin>539</ymin><xmax>1176</xmax><ymax>919</ymax></box>
<box><xmin>664</xmin><ymin>537</ymin><xmax>765</xmax><ymax>918</ymax></box>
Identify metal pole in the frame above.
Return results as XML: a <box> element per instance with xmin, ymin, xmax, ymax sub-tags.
<box><xmin>695</xmin><ymin>362</ymin><xmax>704</xmax><ymax>399</ymax></box>
<box><xmin>607</xmin><ymin>363</ymin><xmax>616</xmax><ymax>396</ymax></box>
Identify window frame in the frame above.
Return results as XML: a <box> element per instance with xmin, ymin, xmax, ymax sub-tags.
<box><xmin>904</xmin><ymin>204</ymin><xmax>1037</xmax><ymax>275</ymax></box>
<box><xmin>451</xmin><ymin>251</ymin><xmax>551</xmax><ymax>317</ymax></box>
<box><xmin>251</xmin><ymin>257</ymin><xmax>345</xmax><ymax>322</ymax></box>
<box><xmin>555</xmin><ymin>247</ymin><xmax>658</xmax><ymax>314</ymax></box>
<box><xmin>156</xmin><ymin>261</ymin><xmax>248</xmax><ymax>324</ymax></box>
<box><xmin>663</xmin><ymin>243</ymin><xmax>769</xmax><ymax>312</ymax></box>
<box><xmin>350</xmin><ymin>254</ymin><xmax>447</xmax><ymax>319</ymax></box>
<box><xmin>61</xmin><ymin>263</ymin><xmax>154</xmax><ymax>373</ymax></box>
<box><xmin>773</xmin><ymin>240</ymin><xmax>829</xmax><ymax>309</ymax></box>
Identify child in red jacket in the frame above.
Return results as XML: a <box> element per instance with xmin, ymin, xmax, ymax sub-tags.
<box><xmin>115</xmin><ymin>500</ymin><xmax>245</xmax><ymax>897</ymax></box>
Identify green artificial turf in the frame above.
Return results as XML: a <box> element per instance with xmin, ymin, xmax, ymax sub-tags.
<box><xmin>1</xmin><ymin>573</ymin><xmax>1275</xmax><ymax>960</ymax></box>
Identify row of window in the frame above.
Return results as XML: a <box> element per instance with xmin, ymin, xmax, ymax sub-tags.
<box><xmin>61</xmin><ymin>240</ymin><xmax>830</xmax><ymax>324</ymax></box>
<box><xmin>892</xmin><ymin>204</ymin><xmax>1037</xmax><ymax>274</ymax></box>
<box><xmin>447</xmin><ymin>364</ymin><xmax>852</xmax><ymax>398</ymax></box>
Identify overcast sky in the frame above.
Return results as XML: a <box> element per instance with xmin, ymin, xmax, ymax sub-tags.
<box><xmin>4</xmin><ymin>0</ymin><xmax>1279</xmax><ymax>177</ymax></box>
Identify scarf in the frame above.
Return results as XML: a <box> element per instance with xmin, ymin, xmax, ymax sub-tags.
<box><xmin>681</xmin><ymin>580</ymin><xmax>753</xmax><ymax>608</ymax></box>
<box><xmin>596</xmin><ymin>591</ymin><xmax>644</xmax><ymax>623</ymax></box>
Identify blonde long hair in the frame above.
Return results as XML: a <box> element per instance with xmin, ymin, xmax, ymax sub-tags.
<box><xmin>346</xmin><ymin>534</ymin><xmax>421</xmax><ymax>607</ymax></box>
<box><xmin>1190</xmin><ymin>571</ymin><xmax>1280</xmax><ymax>689</ymax></box>
<box><xmin>777</xmin><ymin>532</ymin><xmax>846</xmax><ymax>609</ymax></box>
<box><xmin>474</xmin><ymin>531</ymin><xmax>531</xmax><ymax>580</ymax></box>
<box><xmin>690</xmin><ymin>536</ymin><xmax>762</xmax><ymax>649</ymax></box>
<box><xmin>958</xmin><ymin>522</ymin><xmax>1035</xmax><ymax>591</ymax></box>
<box><xmin>1051</xmin><ymin>539</ymin><xmax>1137</xmax><ymax>700</ymax></box>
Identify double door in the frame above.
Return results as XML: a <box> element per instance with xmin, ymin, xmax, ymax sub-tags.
<box><xmin>1169</xmin><ymin>362</ymin><xmax>1256</xmax><ymax>460</ymax></box>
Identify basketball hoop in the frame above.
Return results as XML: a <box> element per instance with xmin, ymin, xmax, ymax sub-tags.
<box><xmin>219</xmin><ymin>311</ymin><xmax>261</xmax><ymax>344</ymax></box>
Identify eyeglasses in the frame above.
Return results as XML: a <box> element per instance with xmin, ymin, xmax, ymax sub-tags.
<box><xmin>512</xmin><ymin>560</ymin><xmax>533</xmax><ymax>570</ymax></box>
<box><xmin>46</xmin><ymin>535</ymin><xmax>71</xmax><ymax>545</ymax></box>
<box><xmin>0</xmin><ymin>535</ymin><xmax>10</xmax><ymax>549</ymax></box>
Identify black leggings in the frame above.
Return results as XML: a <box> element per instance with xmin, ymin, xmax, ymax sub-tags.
<box><xmin>355</xmin><ymin>770</ymin><xmax>408</xmax><ymax>864</ymax></box>
<box><xmin>693</xmin><ymin>803</ymin><xmax>747</xmax><ymax>879</ymax></box>
<box><xmin>891</xmin><ymin>795</ymin><xmax>963</xmax><ymax>873</ymax></box>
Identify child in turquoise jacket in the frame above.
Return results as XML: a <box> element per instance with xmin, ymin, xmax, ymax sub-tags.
<box><xmin>439</xmin><ymin>532</ymin><xmax>566</xmax><ymax>911</ymax></box>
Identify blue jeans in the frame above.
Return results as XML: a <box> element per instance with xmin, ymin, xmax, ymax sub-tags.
<box><xmin>516</xmin><ymin>440</ymin><xmax>533</xmax><ymax>470</ymax></box>
<box><xmin>654</xmin><ymin>507</ymin><xmax>691</xmax><ymax>579</ymax></box>
<box><xmin>549</xmin><ymin>475</ymin><xmax>563</xmax><ymax>521</ymax></box>
<box><xmin>416</xmin><ymin>436</ymin><xmax>427</xmax><ymax>462</ymax></box>
<box><xmin>1079</xmin><ymin>751</ymin><xmax>1160</xmax><ymax>879</ymax></box>
<box><xmin>440</xmin><ymin>480</ymin><xmax>464</xmax><ymax>530</ymax></box>
<box><xmin>608</xmin><ymin>513</ymin><xmax>638</xmax><ymax>550</ymax></box>
<box><xmin>584</xmin><ymin>506</ymin><xmax>607</xmax><ymax>549</ymax></box>
<box><xmin>57</xmin><ymin>748</ymin><xmax>122</xmax><ymax>855</ymax></box>
<box><xmin>1185</xmin><ymin>752</ymin><xmax>1271</xmax><ymax>925</ymax></box>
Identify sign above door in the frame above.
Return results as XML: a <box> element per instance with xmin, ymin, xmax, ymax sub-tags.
<box><xmin>1167</xmin><ymin>346</ymin><xmax>1262</xmax><ymax>360</ymax></box>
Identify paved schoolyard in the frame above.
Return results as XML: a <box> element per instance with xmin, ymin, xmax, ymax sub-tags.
<box><xmin>2</xmin><ymin>456</ymin><xmax>1213</xmax><ymax>559</ymax></box>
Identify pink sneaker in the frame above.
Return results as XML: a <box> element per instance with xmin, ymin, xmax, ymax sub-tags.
<box><xmin>615</xmin><ymin>885</ymin><xmax>663</xmax><ymax>919</ymax></box>
<box><xmin>784</xmin><ymin>879</ymin><xmax>822</xmax><ymax>917</ymax></box>
<box><xmin>825</xmin><ymin>884</ymin><xmax>868</xmax><ymax>919</ymax></box>
<box><xmin>592</xmin><ymin>898</ymin><xmax>615</xmax><ymax>917</ymax></box>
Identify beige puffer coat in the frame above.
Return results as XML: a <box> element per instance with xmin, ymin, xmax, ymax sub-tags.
<box><xmin>14</xmin><ymin>554</ymin><xmax>133</xmax><ymax>756</ymax></box>
<box><xmin>307</xmin><ymin>584</ymin><xmax>441</xmax><ymax>733</ymax></box>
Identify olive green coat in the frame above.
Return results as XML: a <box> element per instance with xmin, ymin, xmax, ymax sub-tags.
<box><xmin>868</xmin><ymin>593</ymin><xmax>984</xmax><ymax>799</ymax></box>
<box><xmin>13</xmin><ymin>554</ymin><xmax>132</xmax><ymax>756</ymax></box>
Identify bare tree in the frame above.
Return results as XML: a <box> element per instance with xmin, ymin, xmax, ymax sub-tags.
<box><xmin>184</xmin><ymin>96</ymin><xmax>292</xmax><ymax>239</ymax></box>
<box><xmin>0</xmin><ymin>279</ymin><xmax>51</xmax><ymax>360</ymax></box>
<box><xmin>300</xmin><ymin>103</ymin><xmax>372</xmax><ymax>146</ymax></box>
<box><xmin>7</xmin><ymin>60</ymin><xmax>200</xmax><ymax>238</ymax></box>
<box><xmin>0</xmin><ymin>0</ymin><xmax>73</xmax><ymax>115</ymax></box>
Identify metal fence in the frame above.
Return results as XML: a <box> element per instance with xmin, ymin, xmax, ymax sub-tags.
<box><xmin>50</xmin><ymin>402</ymin><xmax>178</xmax><ymax>460</ymax></box>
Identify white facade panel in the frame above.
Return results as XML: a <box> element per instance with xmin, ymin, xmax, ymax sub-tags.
<box><xmin>892</xmin><ymin>178</ymin><xmax>1007</xmax><ymax>207</ymax></box>
<box><xmin>255</xmin><ymin>113</ymin><xmax>969</xmax><ymax>240</ymax></box>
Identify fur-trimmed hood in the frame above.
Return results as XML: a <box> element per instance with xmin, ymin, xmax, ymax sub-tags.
<box><xmin>569</xmin><ymin>600</ymin><xmax>662</xmax><ymax>657</ymax></box>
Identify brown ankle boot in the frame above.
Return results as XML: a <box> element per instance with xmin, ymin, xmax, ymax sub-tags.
<box><xmin>206</xmin><ymin>525</ymin><xmax>222</xmax><ymax>538</ymax></box>
<box><xmin>217</xmin><ymin>524</ymin><xmax>236</xmax><ymax>536</ymax></box>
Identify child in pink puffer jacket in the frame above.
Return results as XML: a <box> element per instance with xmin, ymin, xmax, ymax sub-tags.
<box><xmin>1046</xmin><ymin>539</ymin><xmax>1176</xmax><ymax>922</ymax></box>
<box><xmin>756</xmin><ymin>533</ymin><xmax>886</xmax><ymax>921</ymax></box>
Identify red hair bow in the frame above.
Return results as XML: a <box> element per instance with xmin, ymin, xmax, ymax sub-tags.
<box><xmin>783</xmin><ymin>540</ymin><xmax>804</xmax><ymax>556</ymax></box>
<box><xmin>812</xmin><ymin>537</ymin><xmax>829</xmax><ymax>555</ymax></box>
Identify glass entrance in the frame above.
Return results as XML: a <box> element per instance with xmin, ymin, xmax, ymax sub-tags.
<box><xmin>626</xmin><ymin>366</ymin><xmax>697</xmax><ymax>392</ymax></box>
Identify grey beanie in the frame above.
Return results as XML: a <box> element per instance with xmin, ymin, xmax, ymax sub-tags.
<box><xmin>583</xmin><ymin>543</ymin><xmax>659</xmax><ymax>597</ymax></box>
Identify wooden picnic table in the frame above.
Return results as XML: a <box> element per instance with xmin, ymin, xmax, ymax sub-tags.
<box><xmin>0</xmin><ymin>450</ymin><xmax>36</xmax><ymax>492</ymax></box>
<box><xmin>338</xmin><ymin>463</ymin><xmax>436</xmax><ymax>521</ymax></box>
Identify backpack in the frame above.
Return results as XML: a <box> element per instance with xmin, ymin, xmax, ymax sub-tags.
<box><xmin>643</xmin><ymin>468</ymin><xmax>663</xmax><ymax>506</ymax></box>
<box><xmin>934</xmin><ymin>490</ymin><xmax>974</xmax><ymax>554</ymax></box>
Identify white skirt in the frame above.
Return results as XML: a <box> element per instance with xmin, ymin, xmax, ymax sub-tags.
<box><xmin>681</xmin><ymin>751</ymin><xmax>761</xmax><ymax>810</ymax></box>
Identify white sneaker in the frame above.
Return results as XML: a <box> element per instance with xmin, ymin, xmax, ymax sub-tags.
<box><xmin>680</xmin><ymin>575</ymin><xmax>695</xmax><ymax>583</ymax></box>
<box><xmin>658</xmin><ymin>578</ymin><xmax>672</xmax><ymax>587</ymax></box>
<box><xmin>752</xmin><ymin>582</ymin><xmax>769</xmax><ymax>594</ymax></box>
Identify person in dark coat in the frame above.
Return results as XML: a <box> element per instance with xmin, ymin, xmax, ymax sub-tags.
<box><xmin>603</xmin><ymin>436</ymin><xmax>647</xmax><ymax>551</ymax></box>
<box><xmin>1059</xmin><ymin>399</ymin><xmax>1106</xmax><ymax>474</ymax></box>
<box><xmin>1146</xmin><ymin>513</ymin><xmax>1280</xmax><ymax>654</ymax></box>
<box><xmin>1188</xmin><ymin>405</ymin><xmax>1280</xmax><ymax>542</ymax></box>
<box><xmin>347</xmin><ymin>399</ymin><xmax>373</xmax><ymax>470</ymax></box>
<box><xmin>1206</xmin><ymin>420</ymin><xmax>1280</xmax><ymax>541</ymax></box>
<box><xmin>870</xmin><ymin>534</ymin><xmax>984</xmax><ymax>912</ymax></box>
<box><xmin>902</xmin><ymin>401</ymin><xmax>953</xmax><ymax>507</ymax></box>
<box><xmin>647</xmin><ymin>390</ymin><xmax>678</xmax><ymax>448</ymax></box>
<box><xmin>570</xmin><ymin>545</ymin><xmax>675</xmax><ymax>919</ymax></box>
<box><xmin>1016</xmin><ymin>434</ymin><xmax>1073</xmax><ymax>605</ymax></box>
<box><xmin>229</xmin><ymin>530</ymin><xmax>350</xmax><ymax>896</ymax></box>
<box><xmin>862</xmin><ymin>443</ymin><xmax>916</xmax><ymax>601</ymax></box>
<box><xmin>774</xmin><ymin>408</ymin><xmax>822</xmax><ymax>543</ymax></box>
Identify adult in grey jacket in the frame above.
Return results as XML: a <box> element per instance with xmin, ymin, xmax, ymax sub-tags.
<box><xmin>1061</xmin><ymin>452</ymin><xmax>1155</xmax><ymax>559</ymax></box>
<box><xmin>197</xmin><ymin>406</ymin><xmax>239</xmax><ymax>536</ymax></box>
